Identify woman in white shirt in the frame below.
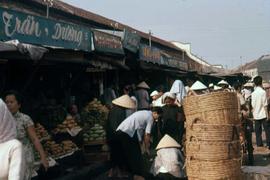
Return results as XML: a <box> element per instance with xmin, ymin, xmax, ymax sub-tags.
<box><xmin>0</xmin><ymin>98</ymin><xmax>24</xmax><ymax>180</ymax></box>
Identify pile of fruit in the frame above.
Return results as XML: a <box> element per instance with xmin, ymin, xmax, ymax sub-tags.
<box><xmin>43</xmin><ymin>139</ymin><xmax>78</xmax><ymax>158</ymax></box>
<box><xmin>52</xmin><ymin>116</ymin><xmax>81</xmax><ymax>134</ymax></box>
<box><xmin>83</xmin><ymin>124</ymin><xmax>106</xmax><ymax>143</ymax></box>
<box><xmin>43</xmin><ymin>140</ymin><xmax>65</xmax><ymax>157</ymax></box>
<box><xmin>61</xmin><ymin>140</ymin><xmax>78</xmax><ymax>153</ymax></box>
<box><xmin>35</xmin><ymin>123</ymin><xmax>50</xmax><ymax>140</ymax></box>
<box><xmin>81</xmin><ymin>99</ymin><xmax>109</xmax><ymax>128</ymax></box>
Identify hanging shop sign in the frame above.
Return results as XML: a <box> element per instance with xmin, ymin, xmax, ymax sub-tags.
<box><xmin>168</xmin><ymin>59</ymin><xmax>188</xmax><ymax>70</ymax></box>
<box><xmin>122</xmin><ymin>29</ymin><xmax>141</xmax><ymax>53</ymax></box>
<box><xmin>139</xmin><ymin>44</ymin><xmax>188</xmax><ymax>70</ymax></box>
<box><xmin>93</xmin><ymin>30</ymin><xmax>124</xmax><ymax>55</ymax></box>
<box><xmin>139</xmin><ymin>44</ymin><xmax>161</xmax><ymax>64</ymax></box>
<box><xmin>0</xmin><ymin>7</ymin><xmax>92</xmax><ymax>51</ymax></box>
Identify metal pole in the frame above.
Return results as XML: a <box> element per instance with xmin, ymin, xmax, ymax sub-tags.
<box><xmin>46</xmin><ymin>4</ymin><xmax>49</xmax><ymax>18</ymax></box>
<box><xmin>149</xmin><ymin>30</ymin><xmax>152</xmax><ymax>47</ymax></box>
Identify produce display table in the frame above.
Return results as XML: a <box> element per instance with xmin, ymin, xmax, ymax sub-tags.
<box><xmin>32</xmin><ymin>150</ymin><xmax>83</xmax><ymax>180</ymax></box>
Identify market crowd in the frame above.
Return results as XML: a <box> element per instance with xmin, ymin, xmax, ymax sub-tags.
<box><xmin>1</xmin><ymin>75</ymin><xmax>270</xmax><ymax>180</ymax></box>
<box><xmin>104</xmin><ymin>76</ymin><xmax>270</xmax><ymax>179</ymax></box>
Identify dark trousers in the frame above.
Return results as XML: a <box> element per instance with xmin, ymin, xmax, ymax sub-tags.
<box><xmin>115</xmin><ymin>131</ymin><xmax>144</xmax><ymax>176</ymax></box>
<box><xmin>254</xmin><ymin>118</ymin><xmax>270</xmax><ymax>147</ymax></box>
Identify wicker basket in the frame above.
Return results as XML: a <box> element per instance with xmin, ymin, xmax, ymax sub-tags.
<box><xmin>186</xmin><ymin>158</ymin><xmax>242</xmax><ymax>180</ymax></box>
<box><xmin>186</xmin><ymin>124</ymin><xmax>240</xmax><ymax>142</ymax></box>
<box><xmin>183</xmin><ymin>92</ymin><xmax>240</xmax><ymax>126</ymax></box>
<box><xmin>186</xmin><ymin>140</ymin><xmax>241</xmax><ymax>161</ymax></box>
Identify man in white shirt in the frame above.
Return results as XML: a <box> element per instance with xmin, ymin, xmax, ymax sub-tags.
<box><xmin>251</xmin><ymin>76</ymin><xmax>270</xmax><ymax>148</ymax></box>
<box><xmin>114</xmin><ymin>107</ymin><xmax>162</xmax><ymax>178</ymax></box>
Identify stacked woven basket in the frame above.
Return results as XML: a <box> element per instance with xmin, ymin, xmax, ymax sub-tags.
<box><xmin>183</xmin><ymin>91</ymin><xmax>242</xmax><ymax>180</ymax></box>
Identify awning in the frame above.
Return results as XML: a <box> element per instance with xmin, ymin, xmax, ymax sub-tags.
<box><xmin>0</xmin><ymin>41</ymin><xmax>17</xmax><ymax>52</ymax></box>
<box><xmin>0</xmin><ymin>40</ymin><xmax>48</xmax><ymax>61</ymax></box>
<box><xmin>140</xmin><ymin>61</ymin><xmax>187</xmax><ymax>75</ymax></box>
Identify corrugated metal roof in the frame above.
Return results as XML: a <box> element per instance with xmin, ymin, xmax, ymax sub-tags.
<box><xmin>29</xmin><ymin>0</ymin><xmax>183</xmax><ymax>52</ymax></box>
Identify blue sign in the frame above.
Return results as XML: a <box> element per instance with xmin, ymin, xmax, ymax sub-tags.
<box><xmin>139</xmin><ymin>44</ymin><xmax>161</xmax><ymax>64</ymax></box>
<box><xmin>122</xmin><ymin>29</ymin><xmax>141</xmax><ymax>53</ymax></box>
<box><xmin>0</xmin><ymin>7</ymin><xmax>92</xmax><ymax>51</ymax></box>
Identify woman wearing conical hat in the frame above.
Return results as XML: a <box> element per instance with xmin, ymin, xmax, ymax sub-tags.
<box><xmin>106</xmin><ymin>95</ymin><xmax>136</xmax><ymax>178</ymax></box>
<box><xmin>135</xmin><ymin>81</ymin><xmax>150</xmax><ymax>110</ymax></box>
<box><xmin>188</xmin><ymin>80</ymin><xmax>208</xmax><ymax>96</ymax></box>
<box><xmin>150</xmin><ymin>134</ymin><xmax>186</xmax><ymax>179</ymax></box>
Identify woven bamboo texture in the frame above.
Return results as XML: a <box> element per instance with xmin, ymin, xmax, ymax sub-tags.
<box><xmin>183</xmin><ymin>92</ymin><xmax>240</xmax><ymax>126</ymax></box>
<box><xmin>186</xmin><ymin>124</ymin><xmax>240</xmax><ymax>142</ymax></box>
<box><xmin>183</xmin><ymin>92</ymin><xmax>242</xmax><ymax>180</ymax></box>
<box><xmin>186</xmin><ymin>158</ymin><xmax>242</xmax><ymax>180</ymax></box>
<box><xmin>186</xmin><ymin>140</ymin><xmax>241</xmax><ymax>160</ymax></box>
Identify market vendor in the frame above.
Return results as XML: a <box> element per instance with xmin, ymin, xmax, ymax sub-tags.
<box><xmin>217</xmin><ymin>80</ymin><xmax>231</xmax><ymax>91</ymax></box>
<box><xmin>161</xmin><ymin>92</ymin><xmax>185</xmax><ymax>144</ymax></box>
<box><xmin>150</xmin><ymin>134</ymin><xmax>186</xmax><ymax>179</ymax></box>
<box><xmin>0</xmin><ymin>98</ymin><xmax>25</xmax><ymax>180</ymax></box>
<box><xmin>189</xmin><ymin>81</ymin><xmax>208</xmax><ymax>95</ymax></box>
<box><xmin>170</xmin><ymin>80</ymin><xmax>187</xmax><ymax>106</ymax></box>
<box><xmin>67</xmin><ymin>104</ymin><xmax>81</xmax><ymax>124</ymax></box>
<box><xmin>5</xmin><ymin>91</ymin><xmax>49</xmax><ymax>180</ymax></box>
<box><xmin>135</xmin><ymin>81</ymin><xmax>150</xmax><ymax>110</ymax></box>
<box><xmin>150</xmin><ymin>90</ymin><xmax>164</xmax><ymax>107</ymax></box>
<box><xmin>106</xmin><ymin>94</ymin><xmax>136</xmax><ymax>177</ymax></box>
<box><xmin>115</xmin><ymin>107</ymin><xmax>163</xmax><ymax>178</ymax></box>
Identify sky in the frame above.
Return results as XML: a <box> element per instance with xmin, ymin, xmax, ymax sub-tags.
<box><xmin>62</xmin><ymin>0</ymin><xmax>270</xmax><ymax>69</ymax></box>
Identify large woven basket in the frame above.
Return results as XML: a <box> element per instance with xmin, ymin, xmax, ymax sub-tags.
<box><xmin>186</xmin><ymin>140</ymin><xmax>241</xmax><ymax>161</ymax></box>
<box><xmin>186</xmin><ymin>158</ymin><xmax>242</xmax><ymax>180</ymax></box>
<box><xmin>186</xmin><ymin>124</ymin><xmax>240</xmax><ymax>142</ymax></box>
<box><xmin>183</xmin><ymin>92</ymin><xmax>240</xmax><ymax>126</ymax></box>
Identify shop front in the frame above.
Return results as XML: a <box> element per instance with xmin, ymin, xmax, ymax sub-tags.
<box><xmin>0</xmin><ymin>6</ymin><xmax>112</xmax><ymax>179</ymax></box>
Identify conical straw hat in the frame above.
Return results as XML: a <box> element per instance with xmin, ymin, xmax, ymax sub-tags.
<box><xmin>137</xmin><ymin>81</ymin><xmax>150</xmax><ymax>89</ymax></box>
<box><xmin>209</xmin><ymin>83</ymin><xmax>214</xmax><ymax>88</ymax></box>
<box><xmin>156</xmin><ymin>134</ymin><xmax>181</xmax><ymax>150</ymax></box>
<box><xmin>190</xmin><ymin>81</ymin><xmax>207</xmax><ymax>90</ymax></box>
<box><xmin>112</xmin><ymin>95</ymin><xmax>136</xmax><ymax>109</ymax></box>
<box><xmin>218</xmin><ymin>80</ymin><xmax>229</xmax><ymax>85</ymax></box>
